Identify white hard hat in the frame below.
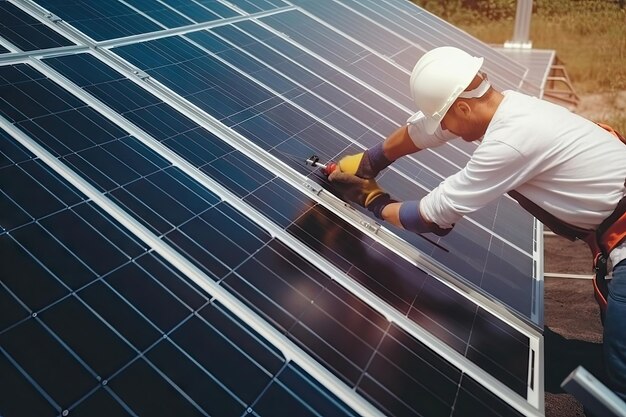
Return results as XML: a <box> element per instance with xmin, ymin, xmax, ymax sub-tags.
<box><xmin>410</xmin><ymin>46</ymin><xmax>485</xmax><ymax>134</ymax></box>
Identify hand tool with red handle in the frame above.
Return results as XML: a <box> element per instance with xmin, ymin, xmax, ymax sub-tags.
<box><xmin>305</xmin><ymin>155</ymin><xmax>337</xmax><ymax>176</ymax></box>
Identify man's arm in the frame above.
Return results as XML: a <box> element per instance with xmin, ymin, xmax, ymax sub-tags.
<box><xmin>381</xmin><ymin>124</ymin><xmax>422</xmax><ymax>162</ymax></box>
<box><xmin>380</xmin><ymin>202</ymin><xmax>402</xmax><ymax>227</ymax></box>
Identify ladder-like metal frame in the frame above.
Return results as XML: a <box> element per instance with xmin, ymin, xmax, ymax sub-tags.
<box><xmin>544</xmin><ymin>56</ymin><xmax>581</xmax><ymax>107</ymax></box>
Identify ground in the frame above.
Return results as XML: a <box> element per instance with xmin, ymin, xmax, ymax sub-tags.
<box><xmin>572</xmin><ymin>91</ymin><xmax>626</xmax><ymax>126</ymax></box>
<box><xmin>541</xmin><ymin>91</ymin><xmax>624</xmax><ymax>416</ymax></box>
<box><xmin>543</xmin><ymin>244</ymin><xmax>604</xmax><ymax>417</ymax></box>
<box><xmin>544</xmin><ymin>237</ymin><xmax>603</xmax><ymax>417</ymax></box>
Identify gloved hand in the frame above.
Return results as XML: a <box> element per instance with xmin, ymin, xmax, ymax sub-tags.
<box><xmin>338</xmin><ymin>143</ymin><xmax>392</xmax><ymax>179</ymax></box>
<box><xmin>328</xmin><ymin>170</ymin><xmax>395</xmax><ymax>219</ymax></box>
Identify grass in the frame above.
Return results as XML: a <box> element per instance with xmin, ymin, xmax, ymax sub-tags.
<box><xmin>411</xmin><ymin>0</ymin><xmax>626</xmax><ymax>131</ymax></box>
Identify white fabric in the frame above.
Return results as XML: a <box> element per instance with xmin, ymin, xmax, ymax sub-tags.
<box><xmin>406</xmin><ymin>111</ymin><xmax>456</xmax><ymax>149</ymax></box>
<box><xmin>458</xmin><ymin>77</ymin><xmax>491</xmax><ymax>99</ymax></box>
<box><xmin>611</xmin><ymin>243</ymin><xmax>626</xmax><ymax>269</ymax></box>
<box><xmin>406</xmin><ymin>91</ymin><xmax>626</xmax><ymax>265</ymax></box>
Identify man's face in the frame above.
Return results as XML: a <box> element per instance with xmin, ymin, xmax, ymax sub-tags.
<box><xmin>440</xmin><ymin>101</ymin><xmax>484</xmax><ymax>141</ymax></box>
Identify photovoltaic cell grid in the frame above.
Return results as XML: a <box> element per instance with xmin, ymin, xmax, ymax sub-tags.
<box><xmin>110</xmin><ymin>21</ymin><xmax>535</xmax><ymax>318</ymax></box>
<box><xmin>25</xmin><ymin>0</ymin><xmax>164</xmax><ymax>41</ymax></box>
<box><xmin>46</xmin><ymin>50</ymin><xmax>531</xmax><ymax>393</ymax></box>
<box><xmin>0</xmin><ymin>0</ymin><xmax>544</xmax><ymax>416</ymax></box>
<box><xmin>0</xmin><ymin>1</ymin><xmax>74</xmax><ymax>51</ymax></box>
<box><xmin>0</xmin><ymin>62</ymin><xmax>528</xmax><ymax>416</ymax></box>
<box><xmin>0</xmin><ymin>129</ymin><xmax>358</xmax><ymax>417</ymax></box>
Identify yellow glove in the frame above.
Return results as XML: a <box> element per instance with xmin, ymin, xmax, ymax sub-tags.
<box><xmin>337</xmin><ymin>143</ymin><xmax>392</xmax><ymax>178</ymax></box>
<box><xmin>328</xmin><ymin>171</ymin><xmax>395</xmax><ymax>218</ymax></box>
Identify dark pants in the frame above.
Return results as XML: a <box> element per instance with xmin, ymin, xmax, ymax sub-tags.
<box><xmin>604</xmin><ymin>260</ymin><xmax>626</xmax><ymax>400</ymax></box>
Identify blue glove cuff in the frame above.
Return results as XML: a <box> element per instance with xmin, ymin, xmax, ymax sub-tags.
<box><xmin>398</xmin><ymin>200</ymin><xmax>430</xmax><ymax>234</ymax></box>
<box><xmin>399</xmin><ymin>200</ymin><xmax>453</xmax><ymax>236</ymax></box>
<box><xmin>365</xmin><ymin>142</ymin><xmax>392</xmax><ymax>174</ymax></box>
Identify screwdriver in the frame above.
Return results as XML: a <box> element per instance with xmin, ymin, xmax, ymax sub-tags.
<box><xmin>305</xmin><ymin>155</ymin><xmax>337</xmax><ymax>176</ymax></box>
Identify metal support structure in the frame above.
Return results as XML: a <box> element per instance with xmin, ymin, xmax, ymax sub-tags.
<box><xmin>544</xmin><ymin>56</ymin><xmax>581</xmax><ymax>107</ymax></box>
<box><xmin>562</xmin><ymin>366</ymin><xmax>626</xmax><ymax>417</ymax></box>
<box><xmin>505</xmin><ymin>0</ymin><xmax>533</xmax><ymax>49</ymax></box>
<box><xmin>544</xmin><ymin>272</ymin><xmax>594</xmax><ymax>280</ymax></box>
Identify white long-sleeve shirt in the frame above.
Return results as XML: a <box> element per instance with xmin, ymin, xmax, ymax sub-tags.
<box><xmin>407</xmin><ymin>90</ymin><xmax>626</xmax><ymax>266</ymax></box>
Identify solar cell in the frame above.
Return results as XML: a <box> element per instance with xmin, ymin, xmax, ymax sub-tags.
<box><xmin>160</xmin><ymin>0</ymin><xmax>239</xmax><ymax>21</ymax></box>
<box><xmin>0</xmin><ymin>1</ymin><xmax>74</xmax><ymax>51</ymax></box>
<box><xmin>32</xmin><ymin>0</ymin><xmax>163</xmax><ymax>41</ymax></box>
<box><xmin>0</xmin><ymin>0</ymin><xmax>548</xmax><ymax>415</ymax></box>
<box><xmin>123</xmin><ymin>0</ymin><xmax>196</xmax><ymax>28</ymax></box>
<box><xmin>223</xmin><ymin>0</ymin><xmax>289</xmax><ymax>13</ymax></box>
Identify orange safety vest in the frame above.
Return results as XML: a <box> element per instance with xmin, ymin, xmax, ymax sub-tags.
<box><xmin>508</xmin><ymin>123</ymin><xmax>626</xmax><ymax>320</ymax></box>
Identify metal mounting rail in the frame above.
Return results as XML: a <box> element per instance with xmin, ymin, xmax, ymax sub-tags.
<box><xmin>544</xmin><ymin>273</ymin><xmax>594</xmax><ymax>280</ymax></box>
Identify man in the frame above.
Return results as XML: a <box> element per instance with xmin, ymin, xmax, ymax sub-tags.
<box><xmin>329</xmin><ymin>46</ymin><xmax>626</xmax><ymax>399</ymax></box>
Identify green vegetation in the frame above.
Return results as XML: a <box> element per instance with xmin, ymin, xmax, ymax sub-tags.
<box><xmin>411</xmin><ymin>0</ymin><xmax>626</xmax><ymax>131</ymax></box>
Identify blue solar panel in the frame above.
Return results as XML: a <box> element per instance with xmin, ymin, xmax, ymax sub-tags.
<box><xmin>0</xmin><ymin>101</ymin><xmax>359</xmax><ymax>417</ymax></box>
<box><xmin>40</xmin><ymin>52</ymin><xmax>532</xmax><ymax>395</ymax></box>
<box><xmin>224</xmin><ymin>0</ymin><xmax>289</xmax><ymax>13</ymax></box>
<box><xmin>1</xmin><ymin>1</ymin><xmax>545</xmax><ymax>416</ymax></box>
<box><xmin>32</xmin><ymin>0</ymin><xmax>163</xmax><ymax>41</ymax></box>
<box><xmin>0</xmin><ymin>1</ymin><xmax>74</xmax><ymax>51</ymax></box>
<box><xmin>110</xmin><ymin>31</ymin><xmax>536</xmax><ymax>318</ymax></box>
<box><xmin>0</xmin><ymin>58</ymin><xmax>532</xmax><ymax>412</ymax></box>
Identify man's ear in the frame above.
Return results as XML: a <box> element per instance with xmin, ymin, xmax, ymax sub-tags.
<box><xmin>455</xmin><ymin>100</ymin><xmax>472</xmax><ymax>117</ymax></box>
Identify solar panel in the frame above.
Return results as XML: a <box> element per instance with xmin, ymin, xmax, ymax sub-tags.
<box><xmin>0</xmin><ymin>1</ymin><xmax>74</xmax><ymax>51</ymax></box>
<box><xmin>109</xmin><ymin>24</ymin><xmax>538</xmax><ymax>318</ymax></box>
<box><xmin>0</xmin><ymin>84</ymin><xmax>369</xmax><ymax>416</ymax></box>
<box><xmin>1</xmin><ymin>1</ymin><xmax>547</xmax><ymax>416</ymax></box>
<box><xmin>494</xmin><ymin>47</ymin><xmax>556</xmax><ymax>98</ymax></box>
<box><xmin>31</xmin><ymin>0</ymin><xmax>165</xmax><ymax>41</ymax></box>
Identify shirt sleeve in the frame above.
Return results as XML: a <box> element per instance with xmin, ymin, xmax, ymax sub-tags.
<box><xmin>420</xmin><ymin>140</ymin><xmax>527</xmax><ymax>228</ymax></box>
<box><xmin>406</xmin><ymin>112</ymin><xmax>457</xmax><ymax>149</ymax></box>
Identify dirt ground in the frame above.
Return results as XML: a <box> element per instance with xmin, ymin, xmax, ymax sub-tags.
<box><xmin>571</xmin><ymin>91</ymin><xmax>626</xmax><ymax>124</ymax></box>
<box><xmin>543</xmin><ymin>235</ymin><xmax>604</xmax><ymax>417</ymax></box>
